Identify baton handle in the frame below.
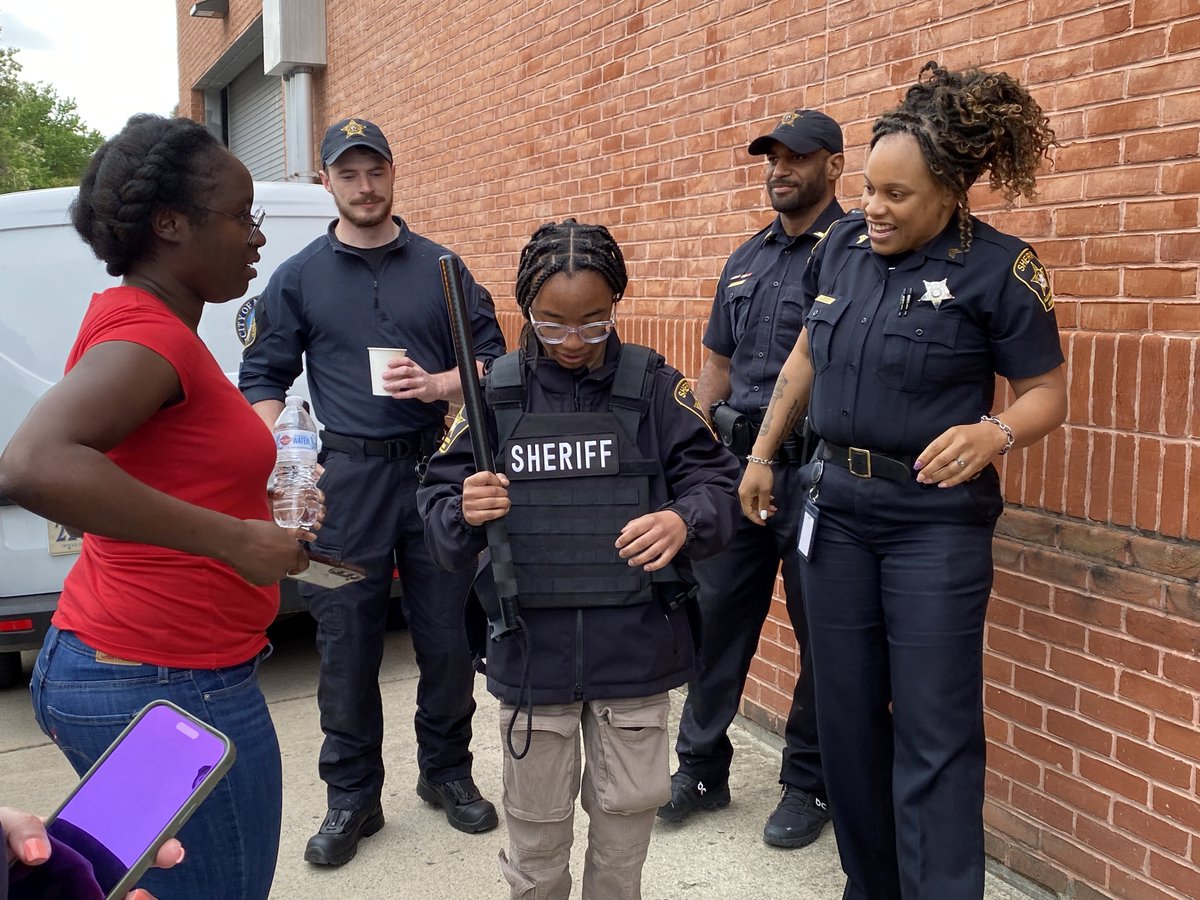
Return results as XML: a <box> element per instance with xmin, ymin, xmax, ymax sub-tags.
<box><xmin>439</xmin><ymin>255</ymin><xmax>520</xmax><ymax>638</ymax></box>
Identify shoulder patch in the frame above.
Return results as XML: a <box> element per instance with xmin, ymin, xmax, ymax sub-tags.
<box><xmin>673</xmin><ymin>377</ymin><xmax>717</xmax><ymax>439</ymax></box>
<box><xmin>439</xmin><ymin>407</ymin><xmax>470</xmax><ymax>453</ymax></box>
<box><xmin>235</xmin><ymin>296</ymin><xmax>260</xmax><ymax>348</ymax></box>
<box><xmin>1012</xmin><ymin>248</ymin><xmax>1054</xmax><ymax>312</ymax></box>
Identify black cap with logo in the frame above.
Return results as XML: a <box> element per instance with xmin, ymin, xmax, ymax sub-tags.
<box><xmin>747</xmin><ymin>109</ymin><xmax>843</xmax><ymax>156</ymax></box>
<box><xmin>321</xmin><ymin>117</ymin><xmax>393</xmax><ymax>166</ymax></box>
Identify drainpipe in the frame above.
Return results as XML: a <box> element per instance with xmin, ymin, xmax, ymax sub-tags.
<box><xmin>284</xmin><ymin>66</ymin><xmax>317</xmax><ymax>183</ymax></box>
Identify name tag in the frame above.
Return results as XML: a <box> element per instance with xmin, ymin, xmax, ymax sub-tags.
<box><xmin>505</xmin><ymin>434</ymin><xmax>620</xmax><ymax>480</ymax></box>
<box><xmin>797</xmin><ymin>498</ymin><xmax>820</xmax><ymax>561</ymax></box>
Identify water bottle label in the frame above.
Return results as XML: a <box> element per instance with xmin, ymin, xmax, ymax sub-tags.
<box><xmin>275</xmin><ymin>429</ymin><xmax>319</xmax><ymax>453</ymax></box>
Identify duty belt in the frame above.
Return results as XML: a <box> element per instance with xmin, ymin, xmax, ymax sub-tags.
<box><xmin>320</xmin><ymin>428</ymin><xmax>440</xmax><ymax>461</ymax></box>
<box><xmin>817</xmin><ymin>440</ymin><xmax>916</xmax><ymax>483</ymax></box>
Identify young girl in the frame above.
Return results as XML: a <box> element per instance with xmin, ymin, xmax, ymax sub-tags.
<box><xmin>418</xmin><ymin>220</ymin><xmax>740</xmax><ymax>899</ymax></box>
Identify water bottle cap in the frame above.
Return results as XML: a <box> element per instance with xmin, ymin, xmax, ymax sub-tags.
<box><xmin>285</xmin><ymin>395</ymin><xmax>305</xmax><ymax>407</ymax></box>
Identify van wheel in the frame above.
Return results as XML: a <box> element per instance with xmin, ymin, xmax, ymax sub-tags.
<box><xmin>0</xmin><ymin>652</ymin><xmax>22</xmax><ymax>689</ymax></box>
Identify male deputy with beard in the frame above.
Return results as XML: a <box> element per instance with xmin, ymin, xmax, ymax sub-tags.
<box><xmin>239</xmin><ymin>117</ymin><xmax>505</xmax><ymax>867</ymax></box>
<box><xmin>658</xmin><ymin>110</ymin><xmax>844</xmax><ymax>849</ymax></box>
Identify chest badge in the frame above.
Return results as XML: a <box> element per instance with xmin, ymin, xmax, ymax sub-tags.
<box><xmin>917</xmin><ymin>279</ymin><xmax>953</xmax><ymax>310</ymax></box>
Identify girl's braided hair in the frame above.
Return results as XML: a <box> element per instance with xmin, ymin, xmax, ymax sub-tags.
<box><xmin>71</xmin><ymin>114</ymin><xmax>223</xmax><ymax>277</ymax></box>
<box><xmin>514</xmin><ymin>219</ymin><xmax>628</xmax><ymax>352</ymax></box>
<box><xmin>871</xmin><ymin>61</ymin><xmax>1056</xmax><ymax>253</ymax></box>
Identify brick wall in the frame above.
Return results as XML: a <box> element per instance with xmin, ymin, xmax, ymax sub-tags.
<box><xmin>179</xmin><ymin>1</ymin><xmax>1199</xmax><ymax>895</ymax></box>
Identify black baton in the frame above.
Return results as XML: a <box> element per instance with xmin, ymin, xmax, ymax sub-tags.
<box><xmin>438</xmin><ymin>255</ymin><xmax>519</xmax><ymax>639</ymax></box>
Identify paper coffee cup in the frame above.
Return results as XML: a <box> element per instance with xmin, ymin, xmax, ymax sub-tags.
<box><xmin>368</xmin><ymin>347</ymin><xmax>407</xmax><ymax>396</ymax></box>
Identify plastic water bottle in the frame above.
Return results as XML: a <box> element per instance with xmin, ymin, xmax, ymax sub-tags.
<box><xmin>271</xmin><ymin>396</ymin><xmax>320</xmax><ymax>528</ymax></box>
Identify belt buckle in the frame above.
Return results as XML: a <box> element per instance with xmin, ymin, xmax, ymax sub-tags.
<box><xmin>847</xmin><ymin>446</ymin><xmax>872</xmax><ymax>478</ymax></box>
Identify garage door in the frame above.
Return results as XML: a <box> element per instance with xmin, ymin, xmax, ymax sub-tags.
<box><xmin>228</xmin><ymin>57</ymin><xmax>285</xmax><ymax>182</ymax></box>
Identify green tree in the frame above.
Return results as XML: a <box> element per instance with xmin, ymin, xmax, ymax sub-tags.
<box><xmin>0</xmin><ymin>38</ymin><xmax>103</xmax><ymax>193</ymax></box>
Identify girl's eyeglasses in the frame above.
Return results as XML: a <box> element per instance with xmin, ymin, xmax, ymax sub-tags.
<box><xmin>529</xmin><ymin>318</ymin><xmax>616</xmax><ymax>345</ymax></box>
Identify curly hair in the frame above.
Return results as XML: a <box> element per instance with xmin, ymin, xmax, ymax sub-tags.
<box><xmin>514</xmin><ymin>219</ymin><xmax>628</xmax><ymax>352</ymax></box>
<box><xmin>71</xmin><ymin>114</ymin><xmax>224</xmax><ymax>277</ymax></box>
<box><xmin>871</xmin><ymin>61</ymin><xmax>1056</xmax><ymax>253</ymax></box>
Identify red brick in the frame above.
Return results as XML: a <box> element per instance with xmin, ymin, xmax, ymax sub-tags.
<box><xmin>1087</xmin><ymin>99</ymin><xmax>1160</xmax><ymax>135</ymax></box>
<box><xmin>1115</xmin><ymin>737</ymin><xmax>1195</xmax><ymax>790</ymax></box>
<box><xmin>1078</xmin><ymin>688</ymin><xmax>1151</xmax><ymax>739</ymax></box>
<box><xmin>1040</xmin><ymin>831</ymin><xmax>1109</xmax><ymax>887</ymax></box>
<box><xmin>1153</xmin><ymin>718</ymin><xmax>1200</xmax><ymax>762</ymax></box>
<box><xmin>1125</xmin><ymin>128</ymin><xmax>1200</xmax><ymax>164</ymax></box>
<box><xmin>986</xmin><ymin>742</ymin><xmax>1042</xmax><ymax>786</ymax></box>
<box><xmin>1115</xmin><ymin>335</ymin><xmax>1140</xmax><ymax>431</ymax></box>
<box><xmin>1077</xmin><ymin>301</ymin><xmax>1147</xmax><ymax>329</ymax></box>
<box><xmin>1012</xmin><ymin>724</ymin><xmax>1075</xmax><ymax>770</ymax></box>
<box><xmin>1046</xmin><ymin>709</ymin><xmax>1113</xmax><ymax>756</ymax></box>
<box><xmin>1153</xmin><ymin>784</ymin><xmax>1200</xmax><ymax>830</ymax></box>
<box><xmin>986</xmin><ymin>685</ymin><xmax>1046</xmax><ymax>730</ymax></box>
<box><xmin>1118</xmin><ymin>671</ymin><xmax>1194</xmax><ymax>721</ymax></box>
<box><xmin>1087</xmin><ymin>631</ymin><xmax>1160</xmax><ymax>675</ymax></box>
<box><xmin>1124</xmin><ymin>268</ymin><xmax>1197</xmax><ymax>300</ymax></box>
<box><xmin>1045</xmin><ymin>768</ymin><xmax>1112</xmax><ymax>820</ymax></box>
<box><xmin>1108</xmin><ymin>433</ymin><xmax>1136</xmax><ymax>527</ymax></box>
<box><xmin>1152</xmin><ymin>301</ymin><xmax>1200</xmax><ymax>332</ymax></box>
<box><xmin>1075</xmin><ymin>816</ymin><xmax>1149</xmax><ymax>871</ymax></box>
<box><xmin>1055</xmin><ymin>204</ymin><xmax>1120</xmax><ymax>237</ymax></box>
<box><xmin>1126</xmin><ymin>609</ymin><xmax>1200</xmax><ymax>655</ymax></box>
<box><xmin>1109</xmin><ymin>868</ymin><xmax>1181</xmax><ymax>900</ymax></box>
<box><xmin>1149</xmin><ymin>850</ymin><xmax>1200</xmax><ymax>900</ymax></box>
<box><xmin>1079</xmin><ymin>753</ymin><xmax>1149</xmax><ymax>806</ymax></box>
<box><xmin>1010</xmin><ymin>783</ymin><xmax>1075</xmax><ymax>833</ymax></box>
<box><xmin>1169</xmin><ymin>17</ymin><xmax>1200</xmax><ymax>53</ymax></box>
<box><xmin>1113</xmin><ymin>801</ymin><xmax>1191</xmax><ymax>856</ymax></box>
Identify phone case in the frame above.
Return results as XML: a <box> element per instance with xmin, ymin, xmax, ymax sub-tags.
<box><xmin>41</xmin><ymin>700</ymin><xmax>236</xmax><ymax>900</ymax></box>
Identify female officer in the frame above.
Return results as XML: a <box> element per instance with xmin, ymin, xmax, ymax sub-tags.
<box><xmin>0</xmin><ymin>114</ymin><xmax>313</xmax><ymax>899</ymax></box>
<box><xmin>740</xmin><ymin>63</ymin><xmax>1067</xmax><ymax>900</ymax></box>
<box><xmin>419</xmin><ymin>220</ymin><xmax>739</xmax><ymax>899</ymax></box>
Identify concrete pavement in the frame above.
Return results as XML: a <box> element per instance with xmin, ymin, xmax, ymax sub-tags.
<box><xmin>0</xmin><ymin>616</ymin><xmax>1032</xmax><ymax>899</ymax></box>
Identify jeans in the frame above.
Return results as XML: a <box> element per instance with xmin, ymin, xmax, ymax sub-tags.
<box><xmin>30</xmin><ymin>626</ymin><xmax>282</xmax><ymax>900</ymax></box>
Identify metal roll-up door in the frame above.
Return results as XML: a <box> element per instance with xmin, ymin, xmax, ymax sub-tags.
<box><xmin>227</xmin><ymin>57</ymin><xmax>284</xmax><ymax>181</ymax></box>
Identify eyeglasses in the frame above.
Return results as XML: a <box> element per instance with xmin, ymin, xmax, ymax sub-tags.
<box><xmin>198</xmin><ymin>205</ymin><xmax>266</xmax><ymax>245</ymax></box>
<box><xmin>528</xmin><ymin>317</ymin><xmax>616</xmax><ymax>345</ymax></box>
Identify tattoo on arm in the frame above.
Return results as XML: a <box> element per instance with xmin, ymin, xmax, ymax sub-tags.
<box><xmin>760</xmin><ymin>373</ymin><xmax>803</xmax><ymax>439</ymax></box>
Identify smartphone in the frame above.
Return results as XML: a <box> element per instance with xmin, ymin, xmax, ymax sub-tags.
<box><xmin>12</xmin><ymin>700</ymin><xmax>235</xmax><ymax>899</ymax></box>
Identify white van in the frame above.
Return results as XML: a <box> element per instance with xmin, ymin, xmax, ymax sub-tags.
<box><xmin>0</xmin><ymin>181</ymin><xmax>337</xmax><ymax>687</ymax></box>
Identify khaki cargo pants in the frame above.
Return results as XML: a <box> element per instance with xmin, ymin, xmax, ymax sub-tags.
<box><xmin>497</xmin><ymin>693</ymin><xmax>672</xmax><ymax>899</ymax></box>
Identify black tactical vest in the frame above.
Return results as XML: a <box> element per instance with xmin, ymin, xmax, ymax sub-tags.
<box><xmin>487</xmin><ymin>345</ymin><xmax>661</xmax><ymax>610</ymax></box>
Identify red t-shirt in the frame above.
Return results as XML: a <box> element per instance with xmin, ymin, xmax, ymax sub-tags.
<box><xmin>52</xmin><ymin>286</ymin><xmax>279</xmax><ymax>668</ymax></box>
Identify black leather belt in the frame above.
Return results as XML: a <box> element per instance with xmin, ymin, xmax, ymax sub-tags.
<box><xmin>817</xmin><ymin>440</ymin><xmax>915</xmax><ymax>483</ymax></box>
<box><xmin>320</xmin><ymin>428</ymin><xmax>439</xmax><ymax>461</ymax></box>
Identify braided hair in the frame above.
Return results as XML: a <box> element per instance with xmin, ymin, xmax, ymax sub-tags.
<box><xmin>514</xmin><ymin>219</ymin><xmax>629</xmax><ymax>352</ymax></box>
<box><xmin>871</xmin><ymin>62</ymin><xmax>1056</xmax><ymax>253</ymax></box>
<box><xmin>71</xmin><ymin>114</ymin><xmax>224</xmax><ymax>277</ymax></box>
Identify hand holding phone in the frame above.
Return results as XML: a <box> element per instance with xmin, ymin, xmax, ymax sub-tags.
<box><xmin>6</xmin><ymin>701</ymin><xmax>233</xmax><ymax>900</ymax></box>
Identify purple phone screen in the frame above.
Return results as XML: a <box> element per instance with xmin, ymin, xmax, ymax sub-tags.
<box><xmin>46</xmin><ymin>704</ymin><xmax>226</xmax><ymax>893</ymax></box>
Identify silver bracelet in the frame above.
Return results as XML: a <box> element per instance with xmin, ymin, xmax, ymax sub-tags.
<box><xmin>981</xmin><ymin>415</ymin><xmax>1015</xmax><ymax>455</ymax></box>
<box><xmin>745</xmin><ymin>454</ymin><xmax>774</xmax><ymax>466</ymax></box>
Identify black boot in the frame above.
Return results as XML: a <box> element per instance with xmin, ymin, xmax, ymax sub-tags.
<box><xmin>303</xmin><ymin>804</ymin><xmax>386</xmax><ymax>867</ymax></box>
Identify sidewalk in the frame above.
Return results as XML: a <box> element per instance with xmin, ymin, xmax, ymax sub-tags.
<box><xmin>0</xmin><ymin>618</ymin><xmax>1033</xmax><ymax>899</ymax></box>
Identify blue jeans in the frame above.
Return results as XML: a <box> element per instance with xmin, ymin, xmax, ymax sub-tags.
<box><xmin>30</xmin><ymin>626</ymin><xmax>282</xmax><ymax>900</ymax></box>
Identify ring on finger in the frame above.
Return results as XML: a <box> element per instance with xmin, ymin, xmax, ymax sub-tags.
<box><xmin>955</xmin><ymin>458</ymin><xmax>967</xmax><ymax>469</ymax></box>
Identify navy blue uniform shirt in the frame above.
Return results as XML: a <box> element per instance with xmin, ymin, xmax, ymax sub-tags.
<box><xmin>803</xmin><ymin>210</ymin><xmax>1063</xmax><ymax>455</ymax></box>
<box><xmin>239</xmin><ymin>216</ymin><xmax>505</xmax><ymax>438</ymax></box>
<box><xmin>703</xmin><ymin>199</ymin><xmax>844</xmax><ymax>415</ymax></box>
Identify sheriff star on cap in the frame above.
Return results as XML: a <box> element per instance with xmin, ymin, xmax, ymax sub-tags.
<box><xmin>321</xmin><ymin>117</ymin><xmax>393</xmax><ymax>165</ymax></box>
<box><xmin>748</xmin><ymin>109</ymin><xmax>843</xmax><ymax>156</ymax></box>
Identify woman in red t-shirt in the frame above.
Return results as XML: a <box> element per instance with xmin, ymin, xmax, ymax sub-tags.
<box><xmin>0</xmin><ymin>114</ymin><xmax>314</xmax><ymax>900</ymax></box>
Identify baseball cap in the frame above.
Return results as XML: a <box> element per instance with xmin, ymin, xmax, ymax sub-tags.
<box><xmin>747</xmin><ymin>109</ymin><xmax>843</xmax><ymax>156</ymax></box>
<box><xmin>321</xmin><ymin>117</ymin><xmax>393</xmax><ymax>166</ymax></box>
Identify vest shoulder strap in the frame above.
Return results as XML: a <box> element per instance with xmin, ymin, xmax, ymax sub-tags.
<box><xmin>609</xmin><ymin>343</ymin><xmax>658</xmax><ymax>440</ymax></box>
<box><xmin>488</xmin><ymin>350</ymin><xmax>526</xmax><ymax>451</ymax></box>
